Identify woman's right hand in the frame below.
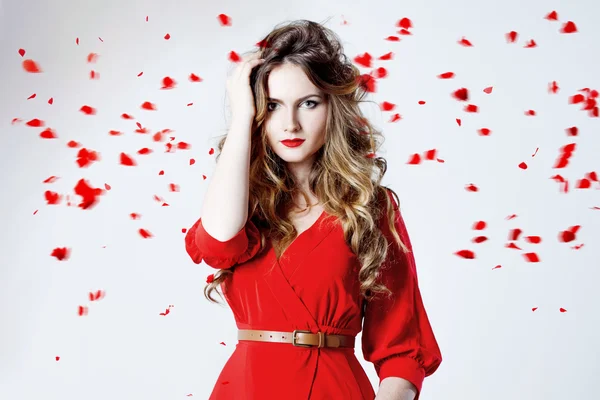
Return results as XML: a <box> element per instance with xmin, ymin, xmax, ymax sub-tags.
<box><xmin>226</xmin><ymin>52</ymin><xmax>265</xmax><ymax>121</ymax></box>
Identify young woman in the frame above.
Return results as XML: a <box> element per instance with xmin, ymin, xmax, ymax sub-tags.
<box><xmin>185</xmin><ymin>19</ymin><xmax>442</xmax><ymax>400</ymax></box>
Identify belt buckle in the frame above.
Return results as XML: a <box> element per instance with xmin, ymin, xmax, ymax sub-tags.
<box><xmin>292</xmin><ymin>329</ymin><xmax>323</xmax><ymax>348</ymax></box>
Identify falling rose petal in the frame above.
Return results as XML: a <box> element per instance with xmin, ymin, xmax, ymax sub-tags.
<box><xmin>407</xmin><ymin>154</ymin><xmax>421</xmax><ymax>165</ymax></box>
<box><xmin>51</xmin><ymin>247</ymin><xmax>70</xmax><ymax>261</ymax></box>
<box><xmin>483</xmin><ymin>86</ymin><xmax>493</xmax><ymax>94</ymax></box>
<box><xmin>506</xmin><ymin>214</ymin><xmax>518</xmax><ymax>221</ymax></box>
<box><xmin>121</xmin><ymin>113</ymin><xmax>134</xmax><ymax>119</ymax></box>
<box><xmin>456</xmin><ymin>118</ymin><xmax>462</xmax><ymax>126</ymax></box>
<box><xmin>228</xmin><ymin>51</ymin><xmax>241</xmax><ymax>62</ymax></box>
<box><xmin>418</xmin><ymin>101</ymin><xmax>426</xmax><ymax>105</ymax></box>
<box><xmin>509</xmin><ymin>228</ymin><xmax>522</xmax><ymax>241</ymax></box>
<box><xmin>531</xmin><ymin>307</ymin><xmax>538</xmax><ymax>312</ymax></box>
<box><xmin>532</xmin><ymin>148</ymin><xmax>539</xmax><ymax>157</ymax></box>
<box><xmin>455</xmin><ymin>250</ymin><xmax>475</xmax><ymax>259</ymax></box>
<box><xmin>18</xmin><ymin>48</ymin><xmax>26</xmax><ymax>57</ymax></box>
<box><xmin>87</xmin><ymin>53</ymin><xmax>99</xmax><ymax>63</ymax></box>
<box><xmin>452</xmin><ymin>88</ymin><xmax>469</xmax><ymax>101</ymax></box>
<box><xmin>465</xmin><ymin>184</ymin><xmax>479</xmax><ymax>192</ymax></box>
<box><xmin>177</xmin><ymin>142</ymin><xmax>191</xmax><ymax>150</ymax></box>
<box><xmin>23</xmin><ymin>59</ymin><xmax>42</xmax><ymax>73</ymax></box>
<box><xmin>357</xmin><ymin>74</ymin><xmax>376</xmax><ymax>92</ymax></box>
<box><xmin>473</xmin><ymin>221</ymin><xmax>486</xmax><ymax>230</ymax></box>
<box><xmin>472</xmin><ymin>236</ymin><xmax>488</xmax><ymax>243</ymax></box>
<box><xmin>464</xmin><ymin>104</ymin><xmax>478</xmax><ymax>113</ymax></box>
<box><xmin>559</xmin><ymin>308</ymin><xmax>567</xmax><ymax>313</ymax></box>
<box><xmin>77</xmin><ymin>306</ymin><xmax>88</xmax><ymax>316</ymax></box>
<box><xmin>26</xmin><ymin>118</ymin><xmax>44</xmax><ymax>127</ymax></box>
<box><xmin>518</xmin><ymin>162</ymin><xmax>528</xmax><ymax>170</ymax></box>
<box><xmin>217</xmin><ymin>14</ymin><xmax>232</xmax><ymax>26</ymax></box>
<box><xmin>525</xmin><ymin>110</ymin><xmax>536</xmax><ymax>116</ymax></box>
<box><xmin>389</xmin><ymin>114</ymin><xmax>402</xmax><ymax>122</ymax></box>
<box><xmin>104</xmin><ymin>183</ymin><xmax>111</xmax><ymax>190</ymax></box>
<box><xmin>141</xmin><ymin>101</ymin><xmax>156</xmax><ymax>110</ymax></box>
<box><xmin>506</xmin><ymin>243</ymin><xmax>522</xmax><ymax>250</ymax></box>
<box><xmin>379</xmin><ymin>101</ymin><xmax>395</xmax><ymax>111</ymax></box>
<box><xmin>161</xmin><ymin>76</ymin><xmax>176</xmax><ymax>89</ymax></box>
<box><xmin>523</xmin><ymin>252</ymin><xmax>540</xmax><ymax>262</ymax></box>
<box><xmin>27</xmin><ymin>93</ymin><xmax>36</xmax><ymax>100</ymax></box>
<box><xmin>548</xmin><ymin>81</ymin><xmax>559</xmax><ymax>94</ymax></box>
<box><xmin>372</xmin><ymin>67</ymin><xmax>387</xmax><ymax>78</ymax></box>
<box><xmin>506</xmin><ymin>31</ymin><xmax>518</xmax><ymax>43</ymax></box>
<box><xmin>74</xmin><ymin>178</ymin><xmax>104</xmax><ymax>210</ymax></box>
<box><xmin>524</xmin><ymin>236</ymin><xmax>542</xmax><ymax>244</ymax></box>
<box><xmin>397</xmin><ymin>17</ymin><xmax>412</xmax><ymax>29</ymax></box>
<box><xmin>423</xmin><ymin>149</ymin><xmax>437</xmax><ymax>161</ymax></box>
<box><xmin>40</xmin><ymin>128</ymin><xmax>58</xmax><ymax>139</ymax></box>
<box><xmin>98</xmin><ymin>37</ymin><xmax>103</xmax><ymax>42</ymax></box>
<box><xmin>398</xmin><ymin>29</ymin><xmax>412</xmax><ymax>35</ymax></box>
<box><xmin>438</xmin><ymin>72</ymin><xmax>455</xmax><ymax>79</ymax></box>
<box><xmin>158</xmin><ymin>170</ymin><xmax>165</xmax><ymax>175</ymax></box>
<box><xmin>67</xmin><ymin>140</ymin><xmax>80</xmax><ymax>148</ymax></box>
<box><xmin>169</xmin><ymin>183</ymin><xmax>179</xmax><ymax>192</ymax></box>
<box><xmin>187</xmin><ymin>103</ymin><xmax>193</xmax><ymax>107</ymax></box>
<box><xmin>458</xmin><ymin>37</ymin><xmax>473</xmax><ymax>46</ymax></box>
<box><xmin>48</xmin><ymin>97</ymin><xmax>53</xmax><ymax>104</ymax></box>
<box><xmin>153</xmin><ymin>195</ymin><xmax>163</xmax><ymax>203</ymax></box>
<box><xmin>109</xmin><ymin>130</ymin><xmax>122</xmax><ymax>136</ymax></box>
<box><xmin>492</xmin><ymin>265</ymin><xmax>502</xmax><ymax>270</ymax></box>
<box><xmin>207</xmin><ymin>274</ymin><xmax>215</xmax><ymax>284</ymax></box>
<box><xmin>44</xmin><ymin>190</ymin><xmax>62</xmax><ymax>205</ymax></box>
<box><xmin>80</xmin><ymin>105</ymin><xmax>96</xmax><ymax>115</ymax></box>
<box><xmin>159</xmin><ymin>308</ymin><xmax>170</xmax><ymax>316</ymax></box>
<box><xmin>575</xmin><ymin>178</ymin><xmax>591</xmax><ymax>189</ymax></box>
<box><xmin>524</xmin><ymin>39</ymin><xmax>537</xmax><ymax>48</ymax></box>
<box><xmin>130</xmin><ymin>213</ymin><xmax>141</xmax><ymax>219</ymax></box>
<box><xmin>560</xmin><ymin>21</ymin><xmax>578</xmax><ymax>34</ymax></box>
<box><xmin>545</xmin><ymin>11</ymin><xmax>558</xmax><ymax>21</ymax></box>
<box><xmin>378</xmin><ymin>52</ymin><xmax>393</xmax><ymax>61</ymax></box>
<box><xmin>90</xmin><ymin>70</ymin><xmax>99</xmax><ymax>79</ymax></box>
<box><xmin>138</xmin><ymin>148</ymin><xmax>152</xmax><ymax>155</ymax></box>
<box><xmin>43</xmin><ymin>176</ymin><xmax>59</xmax><ymax>183</ymax></box>
<box><xmin>188</xmin><ymin>73</ymin><xmax>203</xmax><ymax>83</ymax></box>
<box><xmin>120</xmin><ymin>153</ymin><xmax>137</xmax><ymax>166</ymax></box>
<box><xmin>139</xmin><ymin>229</ymin><xmax>153</xmax><ymax>238</ymax></box>
<box><xmin>209</xmin><ymin>148</ymin><xmax>215</xmax><ymax>155</ymax></box>
<box><xmin>586</xmin><ymin>171</ymin><xmax>598</xmax><ymax>182</ymax></box>
<box><xmin>354</xmin><ymin>52</ymin><xmax>373</xmax><ymax>68</ymax></box>
<box><xmin>76</xmin><ymin>148</ymin><xmax>101</xmax><ymax>168</ymax></box>
<box><xmin>182</xmin><ymin>228</ymin><xmax>187</xmax><ymax>233</ymax></box>
<box><xmin>566</xmin><ymin>126</ymin><xmax>578</xmax><ymax>136</ymax></box>
<box><xmin>164</xmin><ymin>33</ymin><xmax>171</xmax><ymax>40</ymax></box>
<box><xmin>478</xmin><ymin>128</ymin><xmax>491</xmax><ymax>136</ymax></box>
<box><xmin>384</xmin><ymin>36</ymin><xmax>401</xmax><ymax>42</ymax></box>
<box><xmin>55</xmin><ymin>356</ymin><xmax>60</xmax><ymax>361</ymax></box>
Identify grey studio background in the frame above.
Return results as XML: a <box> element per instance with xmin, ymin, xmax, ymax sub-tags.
<box><xmin>1</xmin><ymin>0</ymin><xmax>599</xmax><ymax>399</ymax></box>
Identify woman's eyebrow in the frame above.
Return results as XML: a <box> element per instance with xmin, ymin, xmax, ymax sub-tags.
<box><xmin>267</xmin><ymin>94</ymin><xmax>323</xmax><ymax>103</ymax></box>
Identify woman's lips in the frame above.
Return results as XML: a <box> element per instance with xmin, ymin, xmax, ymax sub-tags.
<box><xmin>281</xmin><ymin>139</ymin><xmax>305</xmax><ymax>147</ymax></box>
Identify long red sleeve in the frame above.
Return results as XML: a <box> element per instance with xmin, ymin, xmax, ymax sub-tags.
<box><xmin>184</xmin><ymin>217</ymin><xmax>262</xmax><ymax>269</ymax></box>
<box><xmin>361</xmin><ymin>190</ymin><xmax>442</xmax><ymax>399</ymax></box>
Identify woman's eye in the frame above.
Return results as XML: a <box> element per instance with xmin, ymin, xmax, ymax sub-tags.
<box><xmin>267</xmin><ymin>100</ymin><xmax>319</xmax><ymax>112</ymax></box>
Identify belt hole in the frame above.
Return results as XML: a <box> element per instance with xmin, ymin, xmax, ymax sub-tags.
<box><xmin>269</xmin><ymin>335</ymin><xmax>272</xmax><ymax>338</ymax></box>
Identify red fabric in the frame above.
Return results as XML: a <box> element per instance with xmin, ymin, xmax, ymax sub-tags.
<box><xmin>185</xmin><ymin>189</ymin><xmax>442</xmax><ymax>399</ymax></box>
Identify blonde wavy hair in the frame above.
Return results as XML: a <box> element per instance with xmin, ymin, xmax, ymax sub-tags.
<box><xmin>204</xmin><ymin>18</ymin><xmax>409</xmax><ymax>305</ymax></box>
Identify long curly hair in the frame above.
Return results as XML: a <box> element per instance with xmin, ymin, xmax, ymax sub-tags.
<box><xmin>204</xmin><ymin>18</ymin><xmax>409</xmax><ymax>305</ymax></box>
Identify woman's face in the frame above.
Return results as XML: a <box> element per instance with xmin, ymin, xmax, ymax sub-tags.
<box><xmin>264</xmin><ymin>63</ymin><xmax>328</xmax><ymax>168</ymax></box>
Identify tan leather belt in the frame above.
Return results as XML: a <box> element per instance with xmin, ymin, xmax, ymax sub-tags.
<box><xmin>238</xmin><ymin>329</ymin><xmax>355</xmax><ymax>348</ymax></box>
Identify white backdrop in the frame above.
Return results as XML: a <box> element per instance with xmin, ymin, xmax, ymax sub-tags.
<box><xmin>1</xmin><ymin>0</ymin><xmax>599</xmax><ymax>399</ymax></box>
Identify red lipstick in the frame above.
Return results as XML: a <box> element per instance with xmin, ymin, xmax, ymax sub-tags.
<box><xmin>281</xmin><ymin>139</ymin><xmax>306</xmax><ymax>148</ymax></box>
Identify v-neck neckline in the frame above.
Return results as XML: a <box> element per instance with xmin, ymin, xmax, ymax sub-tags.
<box><xmin>271</xmin><ymin>209</ymin><xmax>327</xmax><ymax>262</ymax></box>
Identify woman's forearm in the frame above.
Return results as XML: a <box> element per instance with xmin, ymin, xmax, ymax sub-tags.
<box><xmin>375</xmin><ymin>377</ymin><xmax>418</xmax><ymax>400</ymax></box>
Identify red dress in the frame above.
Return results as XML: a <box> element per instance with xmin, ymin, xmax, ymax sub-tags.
<box><xmin>185</xmin><ymin>189</ymin><xmax>442</xmax><ymax>400</ymax></box>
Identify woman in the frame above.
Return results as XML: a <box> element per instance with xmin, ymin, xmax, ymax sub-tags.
<box><xmin>185</xmin><ymin>19</ymin><xmax>442</xmax><ymax>400</ymax></box>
